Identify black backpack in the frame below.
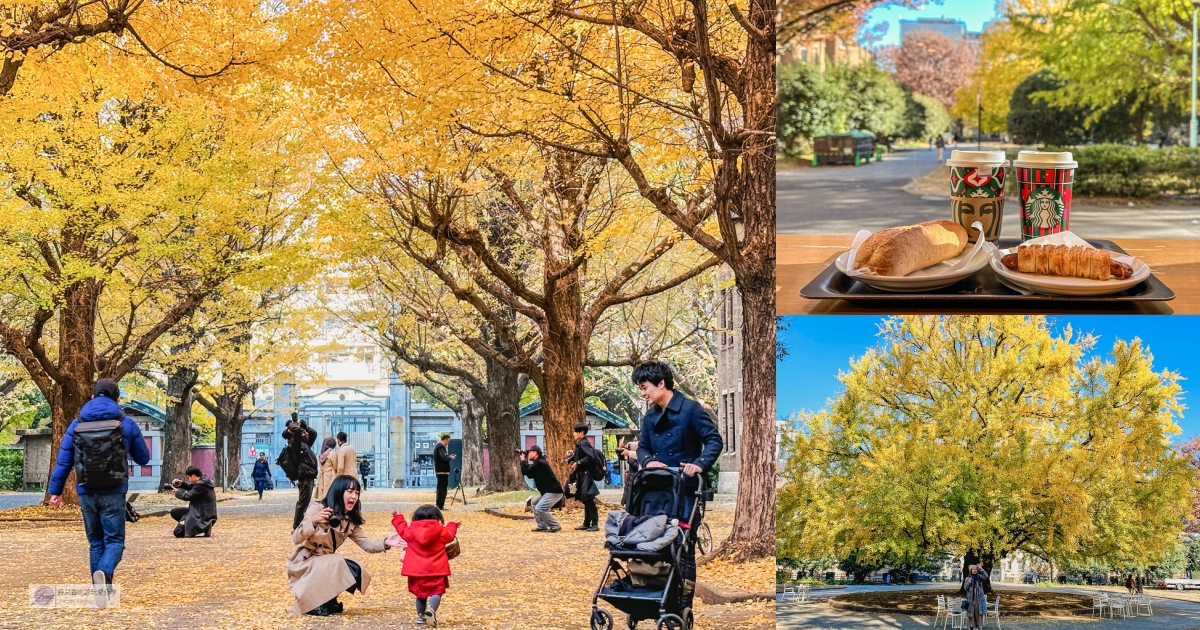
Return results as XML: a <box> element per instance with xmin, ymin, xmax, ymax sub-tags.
<box><xmin>276</xmin><ymin>439</ymin><xmax>317</xmax><ymax>481</ymax></box>
<box><xmin>587</xmin><ymin>443</ymin><xmax>608</xmax><ymax>481</ymax></box>
<box><xmin>73</xmin><ymin>418</ymin><xmax>128</xmax><ymax>489</ymax></box>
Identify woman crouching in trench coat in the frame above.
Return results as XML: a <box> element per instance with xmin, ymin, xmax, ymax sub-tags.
<box><xmin>287</xmin><ymin>474</ymin><xmax>402</xmax><ymax>615</ymax></box>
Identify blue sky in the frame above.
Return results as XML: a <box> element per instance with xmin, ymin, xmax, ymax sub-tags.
<box><xmin>864</xmin><ymin>0</ymin><xmax>1000</xmax><ymax>48</ymax></box>
<box><xmin>777</xmin><ymin>316</ymin><xmax>1200</xmax><ymax>442</ymax></box>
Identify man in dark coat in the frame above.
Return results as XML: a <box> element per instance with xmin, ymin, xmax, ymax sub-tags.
<box><xmin>433</xmin><ymin>433</ymin><xmax>456</xmax><ymax>509</ymax></box>
<box><xmin>521</xmin><ymin>445</ymin><xmax>563</xmax><ymax>532</ymax></box>
<box><xmin>281</xmin><ymin>412</ymin><xmax>318</xmax><ymax>529</ymax></box>
<box><xmin>633</xmin><ymin>360</ymin><xmax>722</xmax><ymax>610</ymax></box>
<box><xmin>251</xmin><ymin>454</ymin><xmax>271</xmax><ymax>499</ymax></box>
<box><xmin>169</xmin><ymin>466</ymin><xmax>218</xmax><ymax>537</ymax></box>
<box><xmin>48</xmin><ymin>379</ymin><xmax>152</xmax><ymax>604</ymax></box>
<box><xmin>567</xmin><ymin>422</ymin><xmax>603</xmax><ymax>531</ymax></box>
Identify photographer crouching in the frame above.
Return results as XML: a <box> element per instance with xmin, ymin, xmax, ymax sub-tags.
<box><xmin>167</xmin><ymin>466</ymin><xmax>218</xmax><ymax>538</ymax></box>
<box><xmin>287</xmin><ymin>475</ymin><xmax>402</xmax><ymax>616</ymax></box>
<box><xmin>520</xmin><ymin>445</ymin><xmax>562</xmax><ymax>533</ymax></box>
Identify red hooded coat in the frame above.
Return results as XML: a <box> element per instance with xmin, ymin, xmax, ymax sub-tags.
<box><xmin>392</xmin><ymin>514</ymin><xmax>458</xmax><ymax>577</ymax></box>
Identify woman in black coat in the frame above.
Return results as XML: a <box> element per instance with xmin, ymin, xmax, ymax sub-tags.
<box><xmin>252</xmin><ymin>454</ymin><xmax>272</xmax><ymax>499</ymax></box>
<box><xmin>566</xmin><ymin>423</ymin><xmax>602</xmax><ymax>531</ymax></box>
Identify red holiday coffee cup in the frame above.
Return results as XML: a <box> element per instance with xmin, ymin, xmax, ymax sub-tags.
<box><xmin>1014</xmin><ymin>151</ymin><xmax>1077</xmax><ymax>241</ymax></box>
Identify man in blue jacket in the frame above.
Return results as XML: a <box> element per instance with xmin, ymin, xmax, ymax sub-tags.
<box><xmin>633</xmin><ymin>360</ymin><xmax>722</xmax><ymax>611</ymax></box>
<box><xmin>48</xmin><ymin>379</ymin><xmax>151</xmax><ymax>602</ymax></box>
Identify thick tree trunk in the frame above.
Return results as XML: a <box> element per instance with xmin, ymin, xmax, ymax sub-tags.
<box><xmin>460</xmin><ymin>399</ymin><xmax>485</xmax><ymax>486</ymax></box>
<box><xmin>481</xmin><ymin>355</ymin><xmax>525</xmax><ymax>491</ymax></box>
<box><xmin>710</xmin><ymin>0</ymin><xmax>777</xmax><ymax>562</ymax></box>
<box><xmin>159</xmin><ymin>367</ymin><xmax>198</xmax><ymax>489</ymax></box>
<box><xmin>0</xmin><ymin>57</ymin><xmax>23</xmax><ymax>97</ymax></box>
<box><xmin>960</xmin><ymin>550</ymin><xmax>996</xmax><ymax>594</ymax></box>
<box><xmin>43</xmin><ymin>280</ymin><xmax>101</xmax><ymax>506</ymax></box>
<box><xmin>540</xmin><ymin>273</ymin><xmax>588</xmax><ymax>483</ymax></box>
<box><xmin>212</xmin><ymin>392</ymin><xmax>245</xmax><ymax>489</ymax></box>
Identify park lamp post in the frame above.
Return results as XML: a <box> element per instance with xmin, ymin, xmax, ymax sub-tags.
<box><xmin>1193</xmin><ymin>0</ymin><xmax>1199</xmax><ymax>148</ymax></box>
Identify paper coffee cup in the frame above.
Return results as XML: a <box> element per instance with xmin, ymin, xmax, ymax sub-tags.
<box><xmin>1014</xmin><ymin>151</ymin><xmax>1076</xmax><ymax>241</ymax></box>
<box><xmin>947</xmin><ymin>151</ymin><xmax>1009</xmax><ymax>243</ymax></box>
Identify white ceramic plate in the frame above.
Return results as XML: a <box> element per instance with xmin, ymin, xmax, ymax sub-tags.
<box><xmin>835</xmin><ymin>242</ymin><xmax>994</xmax><ymax>292</ymax></box>
<box><xmin>988</xmin><ymin>248</ymin><xmax>1150</xmax><ymax>296</ymax></box>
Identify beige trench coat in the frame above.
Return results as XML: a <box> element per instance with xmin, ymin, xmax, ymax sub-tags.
<box><xmin>315</xmin><ymin>450</ymin><xmax>339</xmax><ymax>502</ymax></box>
<box><xmin>335</xmin><ymin>442</ymin><xmax>358</xmax><ymax>478</ymax></box>
<box><xmin>286</xmin><ymin>503</ymin><xmax>389</xmax><ymax>614</ymax></box>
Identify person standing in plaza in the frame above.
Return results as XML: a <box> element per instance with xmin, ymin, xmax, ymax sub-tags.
<box><xmin>935</xmin><ymin>135</ymin><xmax>946</xmax><ymax>163</ymax></box>
<box><xmin>316</xmin><ymin>437</ymin><xmax>338</xmax><ymax>502</ymax></box>
<box><xmin>47</xmin><ymin>378</ymin><xmax>152</xmax><ymax>605</ymax></box>
<box><xmin>280</xmin><ymin>412</ymin><xmax>319</xmax><ymax>530</ymax></box>
<box><xmin>358</xmin><ymin>456</ymin><xmax>372</xmax><ymax>490</ymax></box>
<box><xmin>252</xmin><ymin>453</ymin><xmax>272</xmax><ymax>499</ymax></box>
<box><xmin>633</xmin><ymin>360</ymin><xmax>722</xmax><ymax>611</ymax></box>
<box><xmin>566</xmin><ymin>423</ymin><xmax>603</xmax><ymax>531</ymax></box>
<box><xmin>617</xmin><ymin>440</ymin><xmax>640</xmax><ymax>506</ymax></box>
<box><xmin>521</xmin><ymin>445</ymin><xmax>563</xmax><ymax>533</ymax></box>
<box><xmin>961</xmin><ymin>563</ymin><xmax>990</xmax><ymax>628</ymax></box>
<box><xmin>409</xmin><ymin>461</ymin><xmax>421</xmax><ymax>487</ymax></box>
<box><xmin>334</xmin><ymin>431</ymin><xmax>358</xmax><ymax>479</ymax></box>
<box><xmin>433</xmin><ymin>434</ymin><xmax>456</xmax><ymax>509</ymax></box>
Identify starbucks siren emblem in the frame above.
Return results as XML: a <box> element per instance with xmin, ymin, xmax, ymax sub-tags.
<box><xmin>1024</xmin><ymin>188</ymin><xmax>1064</xmax><ymax>229</ymax></box>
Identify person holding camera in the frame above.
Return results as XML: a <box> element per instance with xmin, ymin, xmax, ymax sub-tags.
<box><xmin>433</xmin><ymin>433</ymin><xmax>456</xmax><ymax>509</ymax></box>
<box><xmin>520</xmin><ymin>445</ymin><xmax>563</xmax><ymax>533</ymax></box>
<box><xmin>566</xmin><ymin>423</ymin><xmax>604</xmax><ymax>532</ymax></box>
<box><xmin>279</xmin><ymin>411</ymin><xmax>319</xmax><ymax>530</ymax></box>
<box><xmin>616</xmin><ymin>440</ymin><xmax>640</xmax><ymax>506</ymax></box>
<box><xmin>287</xmin><ymin>475</ymin><xmax>403</xmax><ymax>616</ymax></box>
<box><xmin>167</xmin><ymin>466</ymin><xmax>218</xmax><ymax>538</ymax></box>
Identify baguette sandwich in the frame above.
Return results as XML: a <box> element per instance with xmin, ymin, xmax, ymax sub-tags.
<box><xmin>852</xmin><ymin>220</ymin><xmax>969</xmax><ymax>277</ymax></box>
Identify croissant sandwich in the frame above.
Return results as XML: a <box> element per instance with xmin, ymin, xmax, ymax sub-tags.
<box><xmin>1000</xmin><ymin>244</ymin><xmax>1133</xmax><ymax>280</ymax></box>
<box><xmin>853</xmin><ymin>220</ymin><xmax>969</xmax><ymax>277</ymax></box>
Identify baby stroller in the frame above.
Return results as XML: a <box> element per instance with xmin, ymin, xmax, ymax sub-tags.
<box><xmin>590</xmin><ymin>467</ymin><xmax>709</xmax><ymax>630</ymax></box>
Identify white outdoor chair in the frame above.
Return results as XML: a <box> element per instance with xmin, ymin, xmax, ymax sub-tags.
<box><xmin>1091</xmin><ymin>594</ymin><xmax>1111</xmax><ymax>618</ymax></box>
<box><xmin>1134</xmin><ymin>593</ymin><xmax>1153</xmax><ymax>616</ymax></box>
<box><xmin>1111</xmin><ymin>594</ymin><xmax>1131</xmax><ymax>619</ymax></box>
<box><xmin>935</xmin><ymin>595</ymin><xmax>949</xmax><ymax>628</ymax></box>
<box><xmin>797</xmin><ymin>584</ymin><xmax>811</xmax><ymax>603</ymax></box>
<box><xmin>985</xmin><ymin>595</ymin><xmax>1001</xmax><ymax>629</ymax></box>
<box><xmin>780</xmin><ymin>585</ymin><xmax>798</xmax><ymax>603</ymax></box>
<box><xmin>945</xmin><ymin>598</ymin><xmax>966</xmax><ymax>629</ymax></box>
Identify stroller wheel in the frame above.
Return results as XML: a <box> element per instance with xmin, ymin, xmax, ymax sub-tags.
<box><xmin>656</xmin><ymin>613</ymin><xmax>685</xmax><ymax>630</ymax></box>
<box><xmin>682</xmin><ymin>608</ymin><xmax>694</xmax><ymax>630</ymax></box>
<box><xmin>626</xmin><ymin>614</ymin><xmax>638</xmax><ymax>629</ymax></box>
<box><xmin>590</xmin><ymin>608</ymin><xmax>614</xmax><ymax>630</ymax></box>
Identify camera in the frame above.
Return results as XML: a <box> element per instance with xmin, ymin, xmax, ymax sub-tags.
<box><xmin>163</xmin><ymin>484</ymin><xmax>176</xmax><ymax>491</ymax></box>
<box><xmin>514</xmin><ymin>449</ymin><xmax>525</xmax><ymax>456</ymax></box>
<box><xmin>327</xmin><ymin>512</ymin><xmax>343</xmax><ymax>529</ymax></box>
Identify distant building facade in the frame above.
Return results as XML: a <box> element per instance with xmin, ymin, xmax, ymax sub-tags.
<box><xmin>715</xmin><ymin>266</ymin><xmax>743</xmax><ymax>495</ymax></box>
<box><xmin>899</xmin><ymin>17</ymin><xmax>983</xmax><ymax>51</ymax></box>
<box><xmin>779</xmin><ymin>33</ymin><xmax>873</xmax><ymax>71</ymax></box>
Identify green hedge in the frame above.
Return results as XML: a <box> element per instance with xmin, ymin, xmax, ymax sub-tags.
<box><xmin>0</xmin><ymin>449</ymin><xmax>22</xmax><ymax>491</ymax></box>
<box><xmin>1038</xmin><ymin>145</ymin><xmax>1200</xmax><ymax>199</ymax></box>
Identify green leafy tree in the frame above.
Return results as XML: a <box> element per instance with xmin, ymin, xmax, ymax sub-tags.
<box><xmin>777</xmin><ymin>62</ymin><xmax>844</xmax><ymax>155</ymax></box>
<box><xmin>1007</xmin><ymin>69</ymin><xmax>1090</xmax><ymax>145</ymax></box>
<box><xmin>779</xmin><ymin>316</ymin><xmax>1197</xmax><ymax>580</ymax></box>
<box><xmin>902</xmin><ymin>92</ymin><xmax>953</xmax><ymax>140</ymax></box>
<box><xmin>828</xmin><ymin>64</ymin><xmax>906</xmax><ymax>138</ymax></box>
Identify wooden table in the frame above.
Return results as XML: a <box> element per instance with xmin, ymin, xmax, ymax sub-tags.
<box><xmin>778</xmin><ymin>234</ymin><xmax>1200</xmax><ymax>315</ymax></box>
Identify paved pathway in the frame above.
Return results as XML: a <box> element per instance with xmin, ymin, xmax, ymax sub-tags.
<box><xmin>0</xmin><ymin>492</ymin><xmax>44</xmax><ymax>509</ymax></box>
<box><xmin>776</xmin><ymin>583</ymin><xmax>1200</xmax><ymax>629</ymax></box>
<box><xmin>777</xmin><ymin>149</ymin><xmax>1200</xmax><ymax>239</ymax></box>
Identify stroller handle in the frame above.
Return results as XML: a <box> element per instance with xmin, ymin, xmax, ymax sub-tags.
<box><xmin>663</xmin><ymin>466</ymin><xmax>709</xmax><ymax>496</ymax></box>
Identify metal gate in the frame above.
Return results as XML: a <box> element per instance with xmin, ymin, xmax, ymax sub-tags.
<box><xmin>314</xmin><ymin>407</ymin><xmax>388</xmax><ymax>488</ymax></box>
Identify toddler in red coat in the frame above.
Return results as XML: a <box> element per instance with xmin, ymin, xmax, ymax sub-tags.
<box><xmin>392</xmin><ymin>504</ymin><xmax>459</xmax><ymax>627</ymax></box>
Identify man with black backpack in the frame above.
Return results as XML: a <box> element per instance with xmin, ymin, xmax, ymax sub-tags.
<box><xmin>566</xmin><ymin>422</ymin><xmax>606</xmax><ymax>532</ymax></box>
<box><xmin>277</xmin><ymin>411</ymin><xmax>318</xmax><ymax>530</ymax></box>
<box><xmin>47</xmin><ymin>379</ymin><xmax>152</xmax><ymax>606</ymax></box>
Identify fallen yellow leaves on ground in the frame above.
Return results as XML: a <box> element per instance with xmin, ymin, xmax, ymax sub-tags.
<box><xmin>697</xmin><ymin>559</ymin><xmax>775</xmax><ymax>594</ymax></box>
<box><xmin>0</xmin><ymin>490</ymin><xmax>772</xmax><ymax>629</ymax></box>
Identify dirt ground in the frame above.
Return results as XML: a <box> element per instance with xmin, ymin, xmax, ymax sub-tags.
<box><xmin>0</xmin><ymin>489</ymin><xmax>772</xmax><ymax>629</ymax></box>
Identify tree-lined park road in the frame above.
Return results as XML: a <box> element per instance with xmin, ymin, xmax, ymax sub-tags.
<box><xmin>0</xmin><ymin>493</ymin><xmax>43</xmax><ymax>510</ymax></box>
<box><xmin>778</xmin><ymin>149</ymin><xmax>1200</xmax><ymax>239</ymax></box>
<box><xmin>776</xmin><ymin>583</ymin><xmax>1200</xmax><ymax>629</ymax></box>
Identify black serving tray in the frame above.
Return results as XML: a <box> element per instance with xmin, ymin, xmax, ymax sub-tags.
<box><xmin>800</xmin><ymin>238</ymin><xmax>1175</xmax><ymax>303</ymax></box>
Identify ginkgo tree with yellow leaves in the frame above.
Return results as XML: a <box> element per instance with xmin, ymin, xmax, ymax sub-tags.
<box><xmin>779</xmin><ymin>316</ymin><xmax>1197</xmax><ymax>580</ymax></box>
<box><xmin>0</xmin><ymin>49</ymin><xmax>317</xmax><ymax>505</ymax></box>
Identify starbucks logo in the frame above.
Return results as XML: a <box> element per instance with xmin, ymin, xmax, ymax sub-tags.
<box><xmin>1024</xmin><ymin>188</ymin><xmax>1064</xmax><ymax>229</ymax></box>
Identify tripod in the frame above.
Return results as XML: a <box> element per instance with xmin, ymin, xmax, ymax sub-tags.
<box><xmin>449</xmin><ymin>467</ymin><xmax>468</xmax><ymax>506</ymax></box>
